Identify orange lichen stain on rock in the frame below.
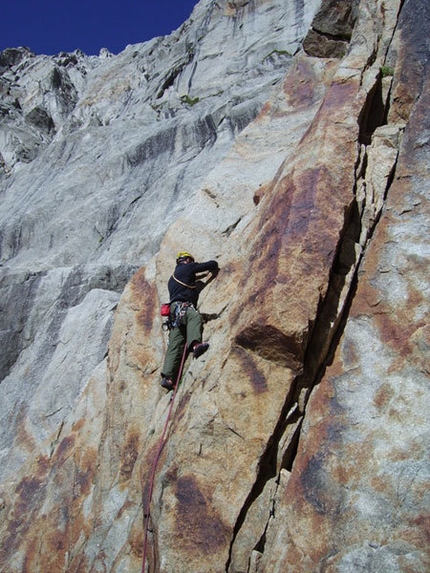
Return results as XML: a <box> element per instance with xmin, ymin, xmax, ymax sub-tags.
<box><xmin>34</xmin><ymin>526</ymin><xmax>69</xmax><ymax>573</ymax></box>
<box><xmin>372</xmin><ymin>310</ymin><xmax>425</xmax><ymax>375</ymax></box>
<box><xmin>174</xmin><ymin>475</ymin><xmax>230</xmax><ymax>554</ymax></box>
<box><xmin>2</xmin><ymin>455</ymin><xmax>51</xmax><ymax>567</ymax></box>
<box><xmin>284</xmin><ymin>60</ymin><xmax>318</xmax><ymax>109</ymax></box>
<box><xmin>284</xmin><ymin>540</ymin><xmax>309</xmax><ymax>571</ymax></box>
<box><xmin>232</xmin><ymin>345</ymin><xmax>268</xmax><ymax>394</ymax></box>
<box><xmin>73</xmin><ymin>454</ymin><xmax>96</xmax><ymax>499</ymax></box>
<box><xmin>233</xmin><ymin>164</ymin><xmax>346</xmax><ymax>348</ymax></box>
<box><xmin>323</xmin><ymin>80</ymin><xmax>357</xmax><ymax>112</ymax></box>
<box><xmin>120</xmin><ymin>431</ymin><xmax>140</xmax><ymax>482</ymax></box>
<box><xmin>174</xmin><ymin>390</ymin><xmax>192</xmax><ymax>426</ymax></box>
<box><xmin>141</xmin><ymin>442</ymin><xmax>162</xmax><ymax>509</ymax></box>
<box><xmin>373</xmin><ymin>382</ymin><xmax>395</xmax><ymax>410</ymax></box>
<box><xmin>30</xmin><ymin>449</ymin><xmax>99</xmax><ymax>571</ymax></box>
<box><xmin>340</xmin><ymin>335</ymin><xmax>360</xmax><ymax>370</ymax></box>
<box><xmin>23</xmin><ymin>534</ymin><xmax>48</xmax><ymax>573</ymax></box>
<box><xmin>332</xmin><ymin>460</ymin><xmax>353</xmax><ymax>487</ymax></box>
<box><xmin>14</xmin><ymin>463</ymin><xmax>48</xmax><ymax>515</ymax></box>
<box><xmin>50</xmin><ymin>505</ymin><xmax>93</xmax><ymax>572</ymax></box>
<box><xmin>129</xmin><ymin>517</ymin><xmax>145</xmax><ymax>558</ymax></box>
<box><xmin>391</xmin><ymin>82</ymin><xmax>415</xmax><ymax>123</ymax></box>
<box><xmin>14</xmin><ymin>404</ymin><xmax>38</xmax><ymax>454</ymax></box>
<box><xmin>71</xmin><ymin>418</ymin><xmax>85</xmax><ymax>433</ymax></box>
<box><xmin>253</xmin><ymin>165</ymin><xmax>332</xmax><ymax>276</ymax></box>
<box><xmin>130</xmin><ymin>268</ymin><xmax>158</xmax><ymax>334</ymax></box>
<box><xmin>35</xmin><ymin>453</ymin><xmax>50</xmax><ymax>476</ymax></box>
<box><xmin>53</xmin><ymin>434</ymin><xmax>76</xmax><ymax>465</ymax></box>
<box><xmin>369</xmin><ymin>473</ymin><xmax>394</xmax><ymax>497</ymax></box>
<box><xmin>130</xmin><ymin>267</ymin><xmax>153</xmax><ymax>300</ymax></box>
<box><xmin>51</xmin><ymin>433</ymin><xmax>97</xmax><ymax>502</ymax></box>
<box><xmin>255</xmin><ymin>100</ymin><xmax>272</xmax><ymax>121</ymax></box>
<box><xmin>407</xmin><ymin>515</ymin><xmax>430</xmax><ymax>546</ymax></box>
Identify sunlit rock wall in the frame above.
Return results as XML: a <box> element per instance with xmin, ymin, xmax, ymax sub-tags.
<box><xmin>0</xmin><ymin>1</ymin><xmax>428</xmax><ymax>572</ymax></box>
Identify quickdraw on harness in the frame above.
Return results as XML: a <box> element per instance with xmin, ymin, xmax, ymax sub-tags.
<box><xmin>160</xmin><ymin>301</ymin><xmax>196</xmax><ymax>331</ymax></box>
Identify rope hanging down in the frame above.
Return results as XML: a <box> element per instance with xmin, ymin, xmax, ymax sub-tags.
<box><xmin>141</xmin><ymin>343</ymin><xmax>189</xmax><ymax>573</ymax></box>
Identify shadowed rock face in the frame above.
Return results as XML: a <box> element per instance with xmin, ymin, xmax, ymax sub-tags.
<box><xmin>0</xmin><ymin>1</ymin><xmax>428</xmax><ymax>572</ymax></box>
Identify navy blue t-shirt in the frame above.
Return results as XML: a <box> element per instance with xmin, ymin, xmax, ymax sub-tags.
<box><xmin>168</xmin><ymin>260</ymin><xmax>218</xmax><ymax>306</ymax></box>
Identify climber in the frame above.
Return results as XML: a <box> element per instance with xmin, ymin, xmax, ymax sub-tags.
<box><xmin>160</xmin><ymin>251</ymin><xmax>219</xmax><ymax>391</ymax></box>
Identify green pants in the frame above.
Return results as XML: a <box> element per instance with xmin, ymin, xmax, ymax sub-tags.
<box><xmin>162</xmin><ymin>305</ymin><xmax>203</xmax><ymax>381</ymax></box>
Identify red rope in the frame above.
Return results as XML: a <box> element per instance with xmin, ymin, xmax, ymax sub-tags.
<box><xmin>141</xmin><ymin>343</ymin><xmax>189</xmax><ymax>573</ymax></box>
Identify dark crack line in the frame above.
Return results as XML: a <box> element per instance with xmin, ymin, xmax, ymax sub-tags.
<box><xmin>225</xmin><ymin>393</ymin><xmax>302</xmax><ymax>571</ymax></box>
<box><xmin>226</xmin><ymin>143</ymin><xmax>400</xmax><ymax>573</ymax></box>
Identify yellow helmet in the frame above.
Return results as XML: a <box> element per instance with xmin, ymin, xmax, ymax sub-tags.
<box><xmin>176</xmin><ymin>251</ymin><xmax>194</xmax><ymax>263</ymax></box>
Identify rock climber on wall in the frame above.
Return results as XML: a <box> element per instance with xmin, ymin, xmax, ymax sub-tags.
<box><xmin>160</xmin><ymin>251</ymin><xmax>219</xmax><ymax>391</ymax></box>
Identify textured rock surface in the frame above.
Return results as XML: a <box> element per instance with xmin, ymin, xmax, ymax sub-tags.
<box><xmin>0</xmin><ymin>1</ymin><xmax>429</xmax><ymax>572</ymax></box>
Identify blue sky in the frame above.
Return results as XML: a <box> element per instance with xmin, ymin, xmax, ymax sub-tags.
<box><xmin>1</xmin><ymin>0</ymin><xmax>200</xmax><ymax>56</ymax></box>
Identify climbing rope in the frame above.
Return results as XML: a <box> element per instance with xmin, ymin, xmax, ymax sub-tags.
<box><xmin>141</xmin><ymin>343</ymin><xmax>189</xmax><ymax>573</ymax></box>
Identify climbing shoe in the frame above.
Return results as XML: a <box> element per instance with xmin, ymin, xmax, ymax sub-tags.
<box><xmin>193</xmin><ymin>342</ymin><xmax>209</xmax><ymax>359</ymax></box>
<box><xmin>161</xmin><ymin>377</ymin><xmax>175</xmax><ymax>391</ymax></box>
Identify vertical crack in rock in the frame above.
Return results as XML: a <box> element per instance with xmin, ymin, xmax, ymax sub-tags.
<box><xmin>227</xmin><ymin>70</ymin><xmax>403</xmax><ymax>572</ymax></box>
<box><xmin>225</xmin><ymin>393</ymin><xmax>303</xmax><ymax>571</ymax></box>
<box><xmin>226</xmin><ymin>200</ymin><xmax>361</xmax><ymax>570</ymax></box>
<box><xmin>359</xmin><ymin>73</ymin><xmax>388</xmax><ymax>145</ymax></box>
<box><xmin>227</xmin><ymin>205</ymin><xmax>376</xmax><ymax>571</ymax></box>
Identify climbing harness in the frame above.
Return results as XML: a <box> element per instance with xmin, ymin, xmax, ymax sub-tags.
<box><xmin>141</xmin><ymin>343</ymin><xmax>189</xmax><ymax>573</ymax></box>
<box><xmin>161</xmin><ymin>301</ymin><xmax>195</xmax><ymax>331</ymax></box>
<box><xmin>171</xmin><ymin>301</ymin><xmax>194</xmax><ymax>328</ymax></box>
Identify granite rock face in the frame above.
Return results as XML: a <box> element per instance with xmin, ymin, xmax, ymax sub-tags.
<box><xmin>0</xmin><ymin>1</ymin><xmax>429</xmax><ymax>572</ymax></box>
